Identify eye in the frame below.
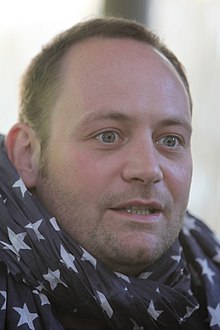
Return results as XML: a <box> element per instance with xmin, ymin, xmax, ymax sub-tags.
<box><xmin>157</xmin><ymin>135</ymin><xmax>182</xmax><ymax>148</ymax></box>
<box><xmin>96</xmin><ymin>131</ymin><xmax>120</xmax><ymax>144</ymax></box>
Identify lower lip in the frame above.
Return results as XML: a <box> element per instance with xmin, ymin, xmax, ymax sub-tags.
<box><xmin>109</xmin><ymin>209</ymin><xmax>163</xmax><ymax>224</ymax></box>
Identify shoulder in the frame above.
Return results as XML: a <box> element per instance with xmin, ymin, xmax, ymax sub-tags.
<box><xmin>180</xmin><ymin>210</ymin><xmax>220</xmax><ymax>266</ymax></box>
<box><xmin>183</xmin><ymin>211</ymin><xmax>220</xmax><ymax>244</ymax></box>
<box><xmin>0</xmin><ymin>260</ymin><xmax>62</xmax><ymax>329</ymax></box>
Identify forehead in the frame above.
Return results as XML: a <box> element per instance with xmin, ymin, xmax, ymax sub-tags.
<box><xmin>61</xmin><ymin>36</ymin><xmax>184</xmax><ymax>84</ymax></box>
<box><xmin>55</xmin><ymin>37</ymin><xmax>191</xmax><ymax>125</ymax></box>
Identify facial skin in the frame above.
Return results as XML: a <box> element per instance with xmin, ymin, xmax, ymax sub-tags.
<box><xmin>16</xmin><ymin>38</ymin><xmax>192</xmax><ymax>276</ymax></box>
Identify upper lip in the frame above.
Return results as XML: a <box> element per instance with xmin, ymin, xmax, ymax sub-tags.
<box><xmin>111</xmin><ymin>199</ymin><xmax>163</xmax><ymax>211</ymax></box>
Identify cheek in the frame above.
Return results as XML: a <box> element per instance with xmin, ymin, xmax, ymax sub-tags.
<box><xmin>66</xmin><ymin>151</ymin><xmax>117</xmax><ymax>196</ymax></box>
<box><xmin>164</xmin><ymin>160</ymin><xmax>192</xmax><ymax>202</ymax></box>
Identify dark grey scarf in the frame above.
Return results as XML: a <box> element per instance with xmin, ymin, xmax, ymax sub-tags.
<box><xmin>0</xmin><ymin>134</ymin><xmax>220</xmax><ymax>329</ymax></box>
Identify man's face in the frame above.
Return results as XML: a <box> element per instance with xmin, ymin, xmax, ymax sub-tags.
<box><xmin>35</xmin><ymin>38</ymin><xmax>192</xmax><ymax>275</ymax></box>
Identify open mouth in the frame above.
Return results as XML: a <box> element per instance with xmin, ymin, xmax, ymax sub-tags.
<box><xmin>119</xmin><ymin>206</ymin><xmax>158</xmax><ymax>215</ymax></box>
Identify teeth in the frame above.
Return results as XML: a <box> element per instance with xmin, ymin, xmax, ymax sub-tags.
<box><xmin>123</xmin><ymin>206</ymin><xmax>153</xmax><ymax>215</ymax></box>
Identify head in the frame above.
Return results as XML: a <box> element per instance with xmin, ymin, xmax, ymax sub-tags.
<box><xmin>6</xmin><ymin>17</ymin><xmax>193</xmax><ymax>275</ymax></box>
<box><xmin>18</xmin><ymin>17</ymin><xmax>192</xmax><ymax>151</ymax></box>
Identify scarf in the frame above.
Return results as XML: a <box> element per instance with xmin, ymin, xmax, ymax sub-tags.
<box><xmin>0</xmin><ymin>134</ymin><xmax>220</xmax><ymax>330</ymax></box>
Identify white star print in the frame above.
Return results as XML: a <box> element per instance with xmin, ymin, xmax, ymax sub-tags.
<box><xmin>33</xmin><ymin>290</ymin><xmax>50</xmax><ymax>306</ymax></box>
<box><xmin>130</xmin><ymin>318</ymin><xmax>144</xmax><ymax>330</ymax></box>
<box><xmin>171</xmin><ymin>255</ymin><xmax>181</xmax><ymax>263</ymax></box>
<box><xmin>36</xmin><ymin>282</ymin><xmax>47</xmax><ymax>292</ymax></box>
<box><xmin>171</xmin><ymin>246</ymin><xmax>183</xmax><ymax>263</ymax></box>
<box><xmin>208</xmin><ymin>303</ymin><xmax>220</xmax><ymax>327</ymax></box>
<box><xmin>81</xmin><ymin>247</ymin><xmax>97</xmax><ymax>268</ymax></box>
<box><xmin>196</xmin><ymin>258</ymin><xmax>215</xmax><ymax>284</ymax></box>
<box><xmin>182</xmin><ymin>217</ymin><xmax>200</xmax><ymax>236</ymax></box>
<box><xmin>183</xmin><ymin>304</ymin><xmax>199</xmax><ymax>320</ymax></box>
<box><xmin>138</xmin><ymin>272</ymin><xmax>152</xmax><ymax>279</ymax></box>
<box><xmin>0</xmin><ymin>238</ymin><xmax>20</xmax><ymax>260</ymax></box>
<box><xmin>25</xmin><ymin>219</ymin><xmax>45</xmax><ymax>240</ymax></box>
<box><xmin>8</xmin><ymin>227</ymin><xmax>31</xmax><ymax>253</ymax></box>
<box><xmin>13</xmin><ymin>303</ymin><xmax>38</xmax><ymax>330</ymax></box>
<box><xmin>96</xmin><ymin>291</ymin><xmax>113</xmax><ymax>319</ymax></box>
<box><xmin>147</xmin><ymin>300</ymin><xmax>163</xmax><ymax>321</ymax></box>
<box><xmin>188</xmin><ymin>288</ymin><xmax>193</xmax><ymax>296</ymax></box>
<box><xmin>49</xmin><ymin>217</ymin><xmax>60</xmax><ymax>231</ymax></box>
<box><xmin>35</xmin><ymin>283</ymin><xmax>44</xmax><ymax>292</ymax></box>
<box><xmin>0</xmin><ymin>291</ymin><xmax>6</xmax><ymax>310</ymax></box>
<box><xmin>114</xmin><ymin>272</ymin><xmax>130</xmax><ymax>283</ymax></box>
<box><xmin>213</xmin><ymin>246</ymin><xmax>220</xmax><ymax>264</ymax></box>
<box><xmin>0</xmin><ymin>194</ymin><xmax>7</xmax><ymax>204</ymax></box>
<box><xmin>12</xmin><ymin>178</ymin><xmax>27</xmax><ymax>197</ymax></box>
<box><xmin>0</xmin><ymin>228</ymin><xmax>31</xmax><ymax>260</ymax></box>
<box><xmin>60</xmin><ymin>245</ymin><xmax>78</xmax><ymax>272</ymax></box>
<box><xmin>43</xmin><ymin>268</ymin><xmax>67</xmax><ymax>290</ymax></box>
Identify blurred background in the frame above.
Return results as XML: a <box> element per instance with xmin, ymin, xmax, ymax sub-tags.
<box><xmin>1</xmin><ymin>0</ymin><xmax>220</xmax><ymax>234</ymax></box>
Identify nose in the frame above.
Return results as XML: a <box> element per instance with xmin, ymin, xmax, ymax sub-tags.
<box><xmin>121</xmin><ymin>136</ymin><xmax>163</xmax><ymax>186</ymax></box>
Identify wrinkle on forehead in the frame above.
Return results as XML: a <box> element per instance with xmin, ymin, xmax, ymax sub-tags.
<box><xmin>52</xmin><ymin>37</ymin><xmax>191</xmax><ymax>130</ymax></box>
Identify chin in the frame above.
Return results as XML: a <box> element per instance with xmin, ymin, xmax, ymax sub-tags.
<box><xmin>100</xmin><ymin>241</ymin><xmax>166</xmax><ymax>275</ymax></box>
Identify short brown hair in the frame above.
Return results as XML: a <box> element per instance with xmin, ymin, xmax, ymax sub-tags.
<box><xmin>19</xmin><ymin>16</ymin><xmax>192</xmax><ymax>150</ymax></box>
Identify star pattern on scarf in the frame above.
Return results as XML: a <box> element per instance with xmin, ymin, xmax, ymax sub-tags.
<box><xmin>114</xmin><ymin>272</ymin><xmax>131</xmax><ymax>283</ymax></box>
<box><xmin>0</xmin><ymin>291</ymin><xmax>6</xmax><ymax>310</ymax></box>
<box><xmin>0</xmin><ymin>227</ymin><xmax>31</xmax><ymax>260</ymax></box>
<box><xmin>196</xmin><ymin>258</ymin><xmax>215</xmax><ymax>284</ymax></box>
<box><xmin>183</xmin><ymin>304</ymin><xmax>199</xmax><ymax>319</ymax></box>
<box><xmin>43</xmin><ymin>268</ymin><xmax>67</xmax><ymax>290</ymax></box>
<box><xmin>138</xmin><ymin>272</ymin><xmax>153</xmax><ymax>280</ymax></box>
<box><xmin>60</xmin><ymin>244</ymin><xmax>78</xmax><ymax>272</ymax></box>
<box><xmin>208</xmin><ymin>303</ymin><xmax>220</xmax><ymax>327</ymax></box>
<box><xmin>0</xmin><ymin>193</ymin><xmax>7</xmax><ymax>204</ymax></box>
<box><xmin>12</xmin><ymin>178</ymin><xmax>27</xmax><ymax>197</ymax></box>
<box><xmin>147</xmin><ymin>300</ymin><xmax>163</xmax><ymax>321</ymax></box>
<box><xmin>13</xmin><ymin>303</ymin><xmax>38</xmax><ymax>330</ymax></box>
<box><xmin>0</xmin><ymin>238</ymin><xmax>20</xmax><ymax>259</ymax></box>
<box><xmin>96</xmin><ymin>290</ymin><xmax>113</xmax><ymax>319</ymax></box>
<box><xmin>25</xmin><ymin>219</ymin><xmax>45</xmax><ymax>240</ymax></box>
<box><xmin>49</xmin><ymin>217</ymin><xmax>60</xmax><ymax>231</ymax></box>
<box><xmin>33</xmin><ymin>290</ymin><xmax>50</xmax><ymax>306</ymax></box>
<box><xmin>182</xmin><ymin>217</ymin><xmax>200</xmax><ymax>236</ymax></box>
<box><xmin>8</xmin><ymin>228</ymin><xmax>31</xmax><ymax>253</ymax></box>
<box><xmin>213</xmin><ymin>246</ymin><xmax>220</xmax><ymax>264</ymax></box>
<box><xmin>81</xmin><ymin>247</ymin><xmax>97</xmax><ymax>268</ymax></box>
<box><xmin>0</xmin><ymin>137</ymin><xmax>220</xmax><ymax>330</ymax></box>
<box><xmin>171</xmin><ymin>254</ymin><xmax>181</xmax><ymax>263</ymax></box>
<box><xmin>130</xmin><ymin>318</ymin><xmax>144</xmax><ymax>329</ymax></box>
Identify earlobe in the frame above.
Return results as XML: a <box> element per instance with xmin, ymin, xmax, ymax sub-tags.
<box><xmin>6</xmin><ymin>123</ymin><xmax>41</xmax><ymax>188</ymax></box>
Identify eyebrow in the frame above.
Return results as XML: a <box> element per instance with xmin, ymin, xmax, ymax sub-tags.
<box><xmin>78</xmin><ymin>111</ymin><xmax>131</xmax><ymax>127</ymax></box>
<box><xmin>157</xmin><ymin>118</ymin><xmax>192</xmax><ymax>133</ymax></box>
<box><xmin>77</xmin><ymin>110</ymin><xmax>192</xmax><ymax>133</ymax></box>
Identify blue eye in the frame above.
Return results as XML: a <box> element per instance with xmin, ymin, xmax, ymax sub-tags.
<box><xmin>158</xmin><ymin>136</ymin><xmax>181</xmax><ymax>148</ymax></box>
<box><xmin>96</xmin><ymin>131</ymin><xmax>120</xmax><ymax>144</ymax></box>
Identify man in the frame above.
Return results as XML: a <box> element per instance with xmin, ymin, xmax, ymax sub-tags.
<box><xmin>0</xmin><ymin>17</ymin><xmax>219</xmax><ymax>330</ymax></box>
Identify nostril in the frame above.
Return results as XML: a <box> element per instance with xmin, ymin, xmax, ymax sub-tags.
<box><xmin>121</xmin><ymin>143</ymin><xmax>164</xmax><ymax>185</ymax></box>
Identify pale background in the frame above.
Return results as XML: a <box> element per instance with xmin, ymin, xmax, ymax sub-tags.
<box><xmin>1</xmin><ymin>0</ymin><xmax>220</xmax><ymax>234</ymax></box>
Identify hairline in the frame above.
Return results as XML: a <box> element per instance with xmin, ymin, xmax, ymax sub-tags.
<box><xmin>19</xmin><ymin>18</ymin><xmax>192</xmax><ymax>154</ymax></box>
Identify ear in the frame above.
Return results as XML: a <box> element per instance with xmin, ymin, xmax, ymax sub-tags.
<box><xmin>6</xmin><ymin>123</ymin><xmax>41</xmax><ymax>188</ymax></box>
